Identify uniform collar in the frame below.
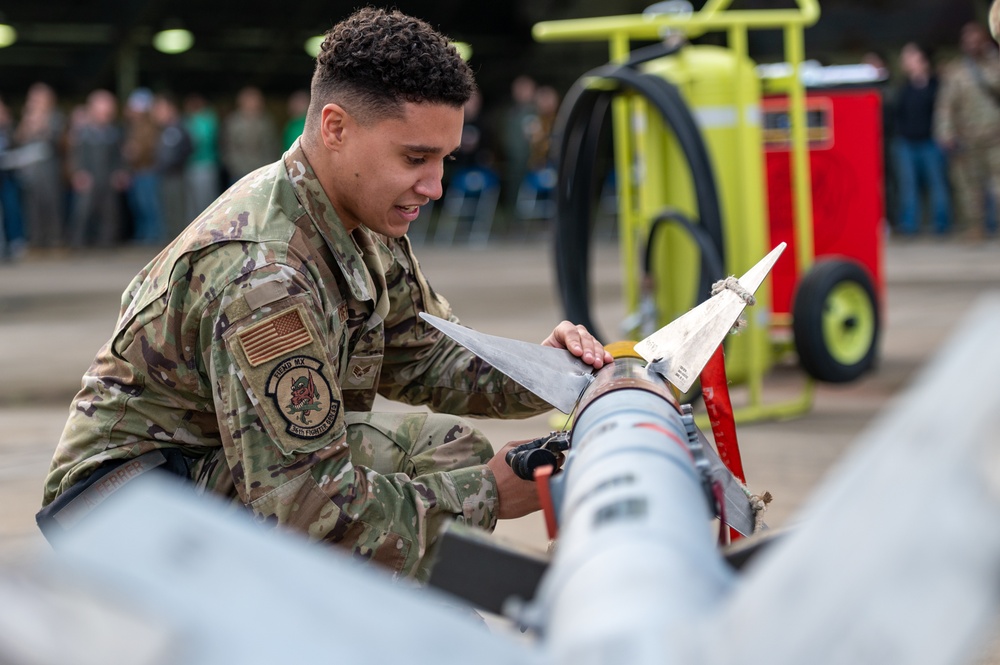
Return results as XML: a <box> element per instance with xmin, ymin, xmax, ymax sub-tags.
<box><xmin>283</xmin><ymin>139</ymin><xmax>384</xmax><ymax>306</ymax></box>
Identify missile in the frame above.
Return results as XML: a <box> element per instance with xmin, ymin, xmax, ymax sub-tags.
<box><xmin>420</xmin><ymin>244</ymin><xmax>784</xmax><ymax>658</ymax></box>
<box><xmin>422</xmin><ymin>242</ymin><xmax>785</xmax><ymax>540</ymax></box>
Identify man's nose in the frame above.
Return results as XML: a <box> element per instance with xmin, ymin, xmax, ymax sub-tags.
<box><xmin>415</xmin><ymin>173</ymin><xmax>444</xmax><ymax>201</ymax></box>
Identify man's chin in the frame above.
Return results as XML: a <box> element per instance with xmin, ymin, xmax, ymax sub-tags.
<box><xmin>364</xmin><ymin>222</ymin><xmax>412</xmax><ymax>239</ymax></box>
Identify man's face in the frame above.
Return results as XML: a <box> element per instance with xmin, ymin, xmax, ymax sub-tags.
<box><xmin>90</xmin><ymin>94</ymin><xmax>116</xmax><ymax>125</ymax></box>
<box><xmin>962</xmin><ymin>23</ymin><xmax>989</xmax><ymax>57</ymax></box>
<box><xmin>900</xmin><ymin>44</ymin><xmax>926</xmax><ymax>77</ymax></box>
<box><xmin>331</xmin><ymin>101</ymin><xmax>463</xmax><ymax>238</ymax></box>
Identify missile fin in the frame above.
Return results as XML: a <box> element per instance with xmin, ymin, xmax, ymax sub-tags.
<box><xmin>419</xmin><ymin>313</ymin><xmax>593</xmax><ymax>414</ymax></box>
<box><xmin>634</xmin><ymin>243</ymin><xmax>786</xmax><ymax>393</ymax></box>
<box><xmin>700</xmin><ymin>428</ymin><xmax>760</xmax><ymax>536</ymax></box>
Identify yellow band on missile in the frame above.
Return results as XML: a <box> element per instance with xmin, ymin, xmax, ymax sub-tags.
<box><xmin>605</xmin><ymin>341</ymin><xmax>644</xmax><ymax>360</ymax></box>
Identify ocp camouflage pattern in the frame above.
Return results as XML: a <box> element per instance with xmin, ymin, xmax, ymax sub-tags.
<box><xmin>43</xmin><ymin>140</ymin><xmax>550</xmax><ymax>578</ymax></box>
<box><xmin>935</xmin><ymin>53</ymin><xmax>1000</xmax><ymax>233</ymax></box>
<box><xmin>936</xmin><ymin>53</ymin><xmax>1000</xmax><ymax>149</ymax></box>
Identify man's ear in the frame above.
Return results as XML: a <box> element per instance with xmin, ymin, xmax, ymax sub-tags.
<box><xmin>991</xmin><ymin>0</ymin><xmax>1000</xmax><ymax>44</ymax></box>
<box><xmin>320</xmin><ymin>103</ymin><xmax>350</xmax><ymax>151</ymax></box>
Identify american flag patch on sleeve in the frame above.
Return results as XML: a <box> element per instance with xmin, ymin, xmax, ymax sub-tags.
<box><xmin>238</xmin><ymin>306</ymin><xmax>314</xmax><ymax>367</ymax></box>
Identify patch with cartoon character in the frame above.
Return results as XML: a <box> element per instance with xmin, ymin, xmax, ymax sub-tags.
<box><xmin>265</xmin><ymin>356</ymin><xmax>340</xmax><ymax>439</ymax></box>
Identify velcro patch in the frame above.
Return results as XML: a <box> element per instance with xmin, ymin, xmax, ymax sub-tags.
<box><xmin>244</xmin><ymin>280</ymin><xmax>289</xmax><ymax>311</ymax></box>
<box><xmin>265</xmin><ymin>356</ymin><xmax>340</xmax><ymax>439</ymax></box>
<box><xmin>238</xmin><ymin>305</ymin><xmax>314</xmax><ymax>367</ymax></box>
<box><xmin>345</xmin><ymin>354</ymin><xmax>381</xmax><ymax>390</ymax></box>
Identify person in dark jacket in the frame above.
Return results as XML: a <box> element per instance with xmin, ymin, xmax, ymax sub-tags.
<box><xmin>67</xmin><ymin>89</ymin><xmax>128</xmax><ymax>248</ymax></box>
<box><xmin>891</xmin><ymin>42</ymin><xmax>951</xmax><ymax>236</ymax></box>
<box><xmin>152</xmin><ymin>92</ymin><xmax>193</xmax><ymax>240</ymax></box>
<box><xmin>14</xmin><ymin>82</ymin><xmax>65</xmax><ymax>250</ymax></box>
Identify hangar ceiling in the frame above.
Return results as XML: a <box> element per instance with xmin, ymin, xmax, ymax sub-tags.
<box><xmin>0</xmin><ymin>0</ymin><xmax>984</xmax><ymax>106</ymax></box>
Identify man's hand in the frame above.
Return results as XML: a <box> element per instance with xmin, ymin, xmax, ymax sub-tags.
<box><xmin>487</xmin><ymin>440</ymin><xmax>544</xmax><ymax>519</ymax></box>
<box><xmin>541</xmin><ymin>321</ymin><xmax>613</xmax><ymax>369</ymax></box>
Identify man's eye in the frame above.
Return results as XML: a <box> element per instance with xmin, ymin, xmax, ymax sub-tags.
<box><xmin>406</xmin><ymin>155</ymin><xmax>427</xmax><ymax>165</ymax></box>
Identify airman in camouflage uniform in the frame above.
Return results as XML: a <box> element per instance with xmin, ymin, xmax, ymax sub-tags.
<box><xmin>935</xmin><ymin>22</ymin><xmax>1000</xmax><ymax>240</ymax></box>
<box><xmin>41</xmin><ymin>8</ymin><xmax>611</xmax><ymax>580</ymax></box>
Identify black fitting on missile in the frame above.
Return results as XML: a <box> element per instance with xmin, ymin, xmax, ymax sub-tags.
<box><xmin>506</xmin><ymin>432</ymin><xmax>571</xmax><ymax>480</ymax></box>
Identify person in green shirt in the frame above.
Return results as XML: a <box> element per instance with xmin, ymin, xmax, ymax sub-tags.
<box><xmin>283</xmin><ymin>89</ymin><xmax>309</xmax><ymax>151</ymax></box>
<box><xmin>182</xmin><ymin>93</ymin><xmax>221</xmax><ymax>221</ymax></box>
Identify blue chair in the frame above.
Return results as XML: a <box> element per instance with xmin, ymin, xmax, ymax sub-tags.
<box><xmin>516</xmin><ymin>165</ymin><xmax>558</xmax><ymax>221</ymax></box>
<box><xmin>435</xmin><ymin>166</ymin><xmax>500</xmax><ymax>247</ymax></box>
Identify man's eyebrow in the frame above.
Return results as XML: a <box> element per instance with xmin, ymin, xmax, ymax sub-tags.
<box><xmin>402</xmin><ymin>143</ymin><xmax>463</xmax><ymax>155</ymax></box>
<box><xmin>402</xmin><ymin>144</ymin><xmax>445</xmax><ymax>154</ymax></box>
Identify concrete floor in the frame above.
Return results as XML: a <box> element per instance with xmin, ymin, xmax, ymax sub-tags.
<box><xmin>2</xmin><ymin>233</ymin><xmax>1000</xmax><ymax>658</ymax></box>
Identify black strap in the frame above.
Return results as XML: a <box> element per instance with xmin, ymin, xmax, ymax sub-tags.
<box><xmin>36</xmin><ymin>448</ymin><xmax>190</xmax><ymax>544</ymax></box>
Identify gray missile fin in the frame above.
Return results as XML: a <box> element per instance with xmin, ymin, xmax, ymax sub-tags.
<box><xmin>419</xmin><ymin>313</ymin><xmax>594</xmax><ymax>414</ymax></box>
<box><xmin>699</xmin><ymin>428</ymin><xmax>760</xmax><ymax>537</ymax></box>
<box><xmin>634</xmin><ymin>243</ymin><xmax>786</xmax><ymax>393</ymax></box>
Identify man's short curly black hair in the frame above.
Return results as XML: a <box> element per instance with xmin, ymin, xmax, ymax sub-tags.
<box><xmin>308</xmin><ymin>7</ymin><xmax>476</xmax><ymax>127</ymax></box>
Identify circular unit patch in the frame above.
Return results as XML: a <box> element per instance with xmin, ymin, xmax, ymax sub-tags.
<box><xmin>265</xmin><ymin>356</ymin><xmax>339</xmax><ymax>439</ymax></box>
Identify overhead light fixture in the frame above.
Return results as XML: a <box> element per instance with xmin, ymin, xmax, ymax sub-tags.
<box><xmin>0</xmin><ymin>18</ymin><xmax>15</xmax><ymax>48</ymax></box>
<box><xmin>452</xmin><ymin>41</ymin><xmax>472</xmax><ymax>62</ymax></box>
<box><xmin>304</xmin><ymin>35</ymin><xmax>324</xmax><ymax>58</ymax></box>
<box><xmin>153</xmin><ymin>26</ymin><xmax>194</xmax><ymax>54</ymax></box>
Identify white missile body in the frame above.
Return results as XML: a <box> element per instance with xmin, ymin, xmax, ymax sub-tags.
<box><xmin>420</xmin><ymin>240</ymin><xmax>789</xmax><ymax>662</ymax></box>
<box><xmin>521</xmin><ymin>357</ymin><xmax>735</xmax><ymax>664</ymax></box>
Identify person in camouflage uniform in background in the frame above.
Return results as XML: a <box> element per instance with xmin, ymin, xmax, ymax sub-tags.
<box><xmin>40</xmin><ymin>7</ymin><xmax>611</xmax><ymax>580</ymax></box>
<box><xmin>935</xmin><ymin>21</ymin><xmax>1000</xmax><ymax>241</ymax></box>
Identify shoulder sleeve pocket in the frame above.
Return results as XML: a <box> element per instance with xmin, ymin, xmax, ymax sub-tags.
<box><xmin>225</xmin><ymin>298</ymin><xmax>345</xmax><ymax>457</ymax></box>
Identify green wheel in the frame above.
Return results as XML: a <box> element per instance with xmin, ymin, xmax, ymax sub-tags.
<box><xmin>792</xmin><ymin>259</ymin><xmax>880</xmax><ymax>383</ymax></box>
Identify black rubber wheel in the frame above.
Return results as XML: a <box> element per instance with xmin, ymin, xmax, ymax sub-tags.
<box><xmin>792</xmin><ymin>258</ymin><xmax>880</xmax><ymax>383</ymax></box>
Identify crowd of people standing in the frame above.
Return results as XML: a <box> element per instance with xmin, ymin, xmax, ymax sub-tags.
<box><xmin>0</xmin><ymin>84</ymin><xmax>303</xmax><ymax>260</ymax></box>
<box><xmin>441</xmin><ymin>73</ymin><xmax>564</xmax><ymax>231</ymax></box>
<box><xmin>0</xmin><ymin>74</ymin><xmax>564</xmax><ymax>256</ymax></box>
<box><xmin>4</xmin><ymin>19</ymin><xmax>995</xmax><ymax>260</ymax></box>
<box><xmin>881</xmin><ymin>20</ymin><xmax>1000</xmax><ymax>242</ymax></box>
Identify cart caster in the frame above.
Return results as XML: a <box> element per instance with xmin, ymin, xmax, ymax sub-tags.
<box><xmin>792</xmin><ymin>258</ymin><xmax>879</xmax><ymax>383</ymax></box>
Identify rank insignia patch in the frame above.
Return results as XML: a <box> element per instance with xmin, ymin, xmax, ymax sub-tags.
<box><xmin>345</xmin><ymin>354</ymin><xmax>380</xmax><ymax>390</ymax></box>
<box><xmin>239</xmin><ymin>306</ymin><xmax>314</xmax><ymax>367</ymax></box>
<box><xmin>265</xmin><ymin>356</ymin><xmax>340</xmax><ymax>439</ymax></box>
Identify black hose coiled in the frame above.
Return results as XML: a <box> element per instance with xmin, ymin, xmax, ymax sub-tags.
<box><xmin>552</xmin><ymin>45</ymin><xmax>726</xmax><ymax>342</ymax></box>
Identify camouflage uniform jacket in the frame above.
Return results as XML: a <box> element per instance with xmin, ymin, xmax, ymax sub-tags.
<box><xmin>43</xmin><ymin>140</ymin><xmax>550</xmax><ymax>577</ymax></box>
<box><xmin>935</xmin><ymin>54</ymin><xmax>1000</xmax><ymax>149</ymax></box>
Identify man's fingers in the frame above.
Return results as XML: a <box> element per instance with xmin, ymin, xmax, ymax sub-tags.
<box><xmin>542</xmin><ymin>321</ymin><xmax>611</xmax><ymax>369</ymax></box>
